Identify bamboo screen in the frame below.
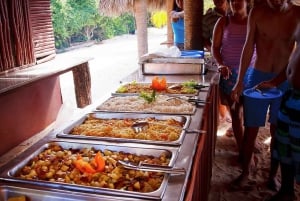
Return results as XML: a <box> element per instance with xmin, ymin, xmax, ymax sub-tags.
<box><xmin>0</xmin><ymin>0</ymin><xmax>35</xmax><ymax>72</ymax></box>
<box><xmin>0</xmin><ymin>0</ymin><xmax>55</xmax><ymax>73</ymax></box>
<box><xmin>29</xmin><ymin>0</ymin><xmax>55</xmax><ymax>62</ymax></box>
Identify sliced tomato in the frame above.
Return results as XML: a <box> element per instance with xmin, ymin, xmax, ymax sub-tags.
<box><xmin>73</xmin><ymin>159</ymin><xmax>96</xmax><ymax>174</ymax></box>
<box><xmin>151</xmin><ymin>76</ymin><xmax>167</xmax><ymax>91</ymax></box>
<box><xmin>95</xmin><ymin>152</ymin><xmax>105</xmax><ymax>172</ymax></box>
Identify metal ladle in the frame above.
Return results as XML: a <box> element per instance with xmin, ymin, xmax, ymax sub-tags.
<box><xmin>131</xmin><ymin>121</ymin><xmax>149</xmax><ymax>133</ymax></box>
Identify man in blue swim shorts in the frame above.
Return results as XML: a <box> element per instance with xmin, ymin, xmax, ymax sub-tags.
<box><xmin>230</xmin><ymin>0</ymin><xmax>300</xmax><ymax>191</ymax></box>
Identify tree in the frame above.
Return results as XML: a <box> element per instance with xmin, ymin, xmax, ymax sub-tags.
<box><xmin>66</xmin><ymin>0</ymin><xmax>99</xmax><ymax>41</ymax></box>
<box><xmin>51</xmin><ymin>0</ymin><xmax>69</xmax><ymax>48</ymax></box>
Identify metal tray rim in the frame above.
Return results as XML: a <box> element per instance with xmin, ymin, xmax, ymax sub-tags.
<box><xmin>57</xmin><ymin>112</ymin><xmax>191</xmax><ymax>146</ymax></box>
<box><xmin>112</xmin><ymin>81</ymin><xmax>199</xmax><ymax>97</ymax></box>
<box><xmin>0</xmin><ymin>140</ymin><xmax>180</xmax><ymax>200</ymax></box>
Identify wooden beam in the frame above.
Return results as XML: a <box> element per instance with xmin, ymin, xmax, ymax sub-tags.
<box><xmin>72</xmin><ymin>62</ymin><xmax>92</xmax><ymax>108</ymax></box>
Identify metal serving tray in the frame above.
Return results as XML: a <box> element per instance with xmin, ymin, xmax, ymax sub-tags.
<box><xmin>95</xmin><ymin>95</ymin><xmax>197</xmax><ymax>115</ymax></box>
<box><xmin>0</xmin><ymin>185</ymin><xmax>141</xmax><ymax>201</ymax></box>
<box><xmin>112</xmin><ymin>82</ymin><xmax>199</xmax><ymax>97</ymax></box>
<box><xmin>57</xmin><ymin>112</ymin><xmax>191</xmax><ymax>146</ymax></box>
<box><xmin>141</xmin><ymin>57</ymin><xmax>205</xmax><ymax>75</ymax></box>
<box><xmin>0</xmin><ymin>141</ymin><xmax>179</xmax><ymax>200</ymax></box>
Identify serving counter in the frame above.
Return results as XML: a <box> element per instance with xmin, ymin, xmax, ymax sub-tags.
<box><xmin>0</xmin><ymin>68</ymin><xmax>219</xmax><ymax>201</ymax></box>
<box><xmin>0</xmin><ymin>56</ymin><xmax>91</xmax><ymax>156</ymax></box>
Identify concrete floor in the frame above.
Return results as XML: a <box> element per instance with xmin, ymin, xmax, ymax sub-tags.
<box><xmin>58</xmin><ymin>27</ymin><xmax>167</xmax><ymax>109</ymax></box>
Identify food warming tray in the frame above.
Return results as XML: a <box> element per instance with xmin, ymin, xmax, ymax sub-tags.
<box><xmin>95</xmin><ymin>95</ymin><xmax>197</xmax><ymax>115</ymax></box>
<box><xmin>57</xmin><ymin>112</ymin><xmax>191</xmax><ymax>146</ymax></box>
<box><xmin>112</xmin><ymin>82</ymin><xmax>200</xmax><ymax>97</ymax></box>
<box><xmin>0</xmin><ymin>185</ymin><xmax>141</xmax><ymax>201</ymax></box>
<box><xmin>140</xmin><ymin>57</ymin><xmax>205</xmax><ymax>75</ymax></box>
<box><xmin>0</xmin><ymin>141</ymin><xmax>179</xmax><ymax>200</ymax></box>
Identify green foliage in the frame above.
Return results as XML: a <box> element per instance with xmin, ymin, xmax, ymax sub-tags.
<box><xmin>51</xmin><ymin>0</ymin><xmax>136</xmax><ymax>49</ymax></box>
<box><xmin>51</xmin><ymin>0</ymin><xmax>69</xmax><ymax>48</ymax></box>
<box><xmin>51</xmin><ymin>0</ymin><xmax>214</xmax><ymax>49</ymax></box>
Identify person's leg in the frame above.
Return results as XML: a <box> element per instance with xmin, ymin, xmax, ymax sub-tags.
<box><xmin>268</xmin><ymin>162</ymin><xmax>295</xmax><ymax>201</ymax></box>
<box><xmin>233</xmin><ymin>126</ymin><xmax>259</xmax><ymax>185</ymax></box>
<box><xmin>242</xmin><ymin>126</ymin><xmax>259</xmax><ymax>174</ymax></box>
<box><xmin>228</xmin><ymin>97</ymin><xmax>243</xmax><ymax>154</ymax></box>
<box><xmin>267</xmin><ymin>95</ymin><xmax>285</xmax><ymax>191</ymax></box>
<box><xmin>268</xmin><ymin>123</ymin><xmax>280</xmax><ymax>191</ymax></box>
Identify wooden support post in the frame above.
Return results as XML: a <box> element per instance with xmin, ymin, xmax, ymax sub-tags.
<box><xmin>72</xmin><ymin>62</ymin><xmax>91</xmax><ymax>108</ymax></box>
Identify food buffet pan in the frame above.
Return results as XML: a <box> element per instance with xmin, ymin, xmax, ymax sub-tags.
<box><xmin>0</xmin><ymin>185</ymin><xmax>142</xmax><ymax>201</ymax></box>
<box><xmin>140</xmin><ymin>57</ymin><xmax>205</xmax><ymax>75</ymax></box>
<box><xmin>95</xmin><ymin>95</ymin><xmax>197</xmax><ymax>115</ymax></box>
<box><xmin>112</xmin><ymin>82</ymin><xmax>200</xmax><ymax>97</ymax></box>
<box><xmin>0</xmin><ymin>141</ymin><xmax>179</xmax><ymax>200</ymax></box>
<box><xmin>57</xmin><ymin>112</ymin><xmax>191</xmax><ymax>146</ymax></box>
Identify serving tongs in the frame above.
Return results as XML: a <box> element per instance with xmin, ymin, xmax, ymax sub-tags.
<box><xmin>118</xmin><ymin>160</ymin><xmax>186</xmax><ymax>175</ymax></box>
<box><xmin>166</xmin><ymin>96</ymin><xmax>209</xmax><ymax>107</ymax></box>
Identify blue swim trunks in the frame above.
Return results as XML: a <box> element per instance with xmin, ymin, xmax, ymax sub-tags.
<box><xmin>272</xmin><ymin>89</ymin><xmax>300</xmax><ymax>182</ymax></box>
<box><xmin>243</xmin><ymin>67</ymin><xmax>289</xmax><ymax>127</ymax></box>
<box><xmin>219</xmin><ymin>67</ymin><xmax>239</xmax><ymax>95</ymax></box>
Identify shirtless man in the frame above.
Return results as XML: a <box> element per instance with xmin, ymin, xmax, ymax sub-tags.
<box><xmin>231</xmin><ymin>0</ymin><xmax>300</xmax><ymax>189</ymax></box>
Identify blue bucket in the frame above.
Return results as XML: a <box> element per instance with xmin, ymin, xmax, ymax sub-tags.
<box><xmin>243</xmin><ymin>88</ymin><xmax>283</xmax><ymax>124</ymax></box>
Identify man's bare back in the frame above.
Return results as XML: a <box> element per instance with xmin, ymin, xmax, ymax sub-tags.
<box><xmin>252</xmin><ymin>3</ymin><xmax>300</xmax><ymax>73</ymax></box>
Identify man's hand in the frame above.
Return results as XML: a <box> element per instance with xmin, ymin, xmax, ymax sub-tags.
<box><xmin>231</xmin><ymin>82</ymin><xmax>243</xmax><ymax>103</ymax></box>
<box><xmin>255</xmin><ymin>80</ymin><xmax>276</xmax><ymax>90</ymax></box>
<box><xmin>218</xmin><ymin>65</ymin><xmax>232</xmax><ymax>80</ymax></box>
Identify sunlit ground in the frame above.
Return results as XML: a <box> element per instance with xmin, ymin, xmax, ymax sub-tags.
<box><xmin>216</xmin><ymin>118</ymin><xmax>272</xmax><ymax>146</ymax></box>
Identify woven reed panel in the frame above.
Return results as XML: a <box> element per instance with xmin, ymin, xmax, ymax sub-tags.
<box><xmin>0</xmin><ymin>0</ymin><xmax>36</xmax><ymax>71</ymax></box>
<box><xmin>29</xmin><ymin>0</ymin><xmax>55</xmax><ymax>61</ymax></box>
<box><xmin>0</xmin><ymin>1</ymin><xmax>14</xmax><ymax>71</ymax></box>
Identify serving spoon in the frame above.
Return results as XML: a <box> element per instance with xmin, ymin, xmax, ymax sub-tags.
<box><xmin>131</xmin><ymin>121</ymin><xmax>206</xmax><ymax>134</ymax></box>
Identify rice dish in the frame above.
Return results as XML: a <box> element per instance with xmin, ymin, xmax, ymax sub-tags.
<box><xmin>97</xmin><ymin>95</ymin><xmax>195</xmax><ymax>114</ymax></box>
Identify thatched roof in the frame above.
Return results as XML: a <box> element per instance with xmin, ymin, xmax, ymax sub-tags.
<box><xmin>98</xmin><ymin>0</ymin><xmax>167</xmax><ymax>16</ymax></box>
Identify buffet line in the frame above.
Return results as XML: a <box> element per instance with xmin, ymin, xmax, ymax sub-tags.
<box><xmin>0</xmin><ymin>57</ymin><xmax>219</xmax><ymax>201</ymax></box>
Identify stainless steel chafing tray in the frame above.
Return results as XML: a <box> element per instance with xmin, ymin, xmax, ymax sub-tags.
<box><xmin>140</xmin><ymin>57</ymin><xmax>205</xmax><ymax>75</ymax></box>
<box><xmin>112</xmin><ymin>82</ymin><xmax>199</xmax><ymax>97</ymax></box>
<box><xmin>0</xmin><ymin>141</ymin><xmax>180</xmax><ymax>200</ymax></box>
<box><xmin>0</xmin><ymin>185</ymin><xmax>143</xmax><ymax>201</ymax></box>
<box><xmin>57</xmin><ymin>112</ymin><xmax>191</xmax><ymax>146</ymax></box>
<box><xmin>95</xmin><ymin>95</ymin><xmax>197</xmax><ymax>115</ymax></box>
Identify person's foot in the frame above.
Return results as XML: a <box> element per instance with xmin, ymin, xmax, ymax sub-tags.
<box><xmin>229</xmin><ymin>174</ymin><xmax>256</xmax><ymax>191</ymax></box>
<box><xmin>225</xmin><ymin>117</ymin><xmax>232</xmax><ymax>123</ymax></box>
<box><xmin>267</xmin><ymin>178</ymin><xmax>280</xmax><ymax>192</ymax></box>
<box><xmin>266</xmin><ymin>191</ymin><xmax>295</xmax><ymax>201</ymax></box>
<box><xmin>225</xmin><ymin>127</ymin><xmax>234</xmax><ymax>137</ymax></box>
<box><xmin>253</xmin><ymin>145</ymin><xmax>261</xmax><ymax>154</ymax></box>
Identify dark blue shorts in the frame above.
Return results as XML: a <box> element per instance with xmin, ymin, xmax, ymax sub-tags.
<box><xmin>272</xmin><ymin>89</ymin><xmax>300</xmax><ymax>182</ymax></box>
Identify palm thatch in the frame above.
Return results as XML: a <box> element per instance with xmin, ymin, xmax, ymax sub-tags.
<box><xmin>98</xmin><ymin>0</ymin><xmax>167</xmax><ymax>16</ymax></box>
